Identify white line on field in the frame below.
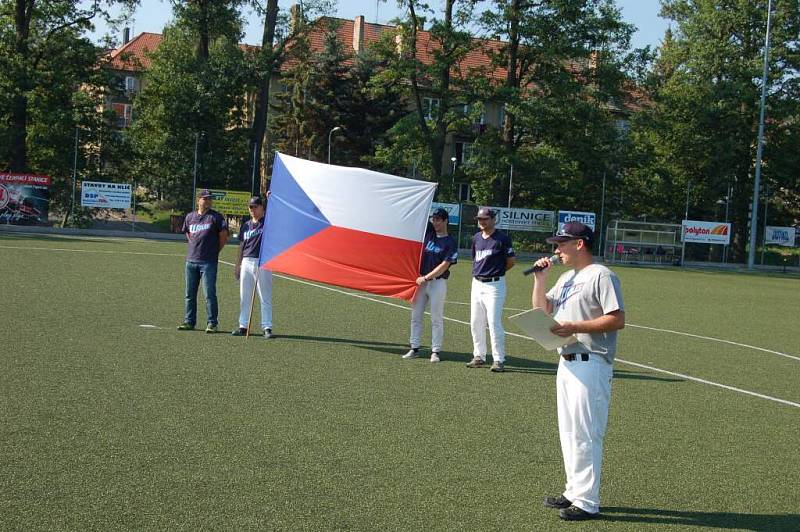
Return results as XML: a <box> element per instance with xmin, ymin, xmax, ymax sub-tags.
<box><xmin>222</xmin><ymin>264</ymin><xmax>799</xmax><ymax>410</ymax></box>
<box><xmin>0</xmin><ymin>245</ymin><xmax>184</xmax><ymax>257</ymax></box>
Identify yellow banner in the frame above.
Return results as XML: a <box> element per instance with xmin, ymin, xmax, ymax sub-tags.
<box><xmin>196</xmin><ymin>188</ymin><xmax>250</xmax><ymax>216</ymax></box>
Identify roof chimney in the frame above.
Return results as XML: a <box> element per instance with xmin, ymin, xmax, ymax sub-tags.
<box><xmin>123</xmin><ymin>27</ymin><xmax>130</xmax><ymax>44</ymax></box>
<box><xmin>353</xmin><ymin>15</ymin><xmax>365</xmax><ymax>53</ymax></box>
<box><xmin>290</xmin><ymin>4</ymin><xmax>302</xmax><ymax>35</ymax></box>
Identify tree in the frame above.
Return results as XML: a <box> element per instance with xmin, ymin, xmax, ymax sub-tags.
<box><xmin>627</xmin><ymin>0</ymin><xmax>800</xmax><ymax>260</ymax></box>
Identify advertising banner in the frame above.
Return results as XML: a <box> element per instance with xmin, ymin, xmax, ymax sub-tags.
<box><xmin>485</xmin><ymin>206</ymin><xmax>555</xmax><ymax>232</ymax></box>
<box><xmin>196</xmin><ymin>188</ymin><xmax>250</xmax><ymax>217</ymax></box>
<box><xmin>765</xmin><ymin>226</ymin><xmax>796</xmax><ymax>247</ymax></box>
<box><xmin>681</xmin><ymin>220</ymin><xmax>731</xmax><ymax>244</ymax></box>
<box><xmin>0</xmin><ymin>173</ymin><xmax>50</xmax><ymax>225</ymax></box>
<box><xmin>558</xmin><ymin>210</ymin><xmax>596</xmax><ymax>231</ymax></box>
<box><xmin>80</xmin><ymin>181</ymin><xmax>132</xmax><ymax>209</ymax></box>
<box><xmin>430</xmin><ymin>202</ymin><xmax>460</xmax><ymax>225</ymax></box>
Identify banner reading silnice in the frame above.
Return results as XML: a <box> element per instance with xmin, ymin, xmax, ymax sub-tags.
<box><xmin>558</xmin><ymin>210</ymin><xmax>596</xmax><ymax>231</ymax></box>
<box><xmin>681</xmin><ymin>220</ymin><xmax>731</xmax><ymax>245</ymax></box>
<box><xmin>483</xmin><ymin>206</ymin><xmax>555</xmax><ymax>232</ymax></box>
<box><xmin>195</xmin><ymin>188</ymin><xmax>250</xmax><ymax>217</ymax></box>
<box><xmin>430</xmin><ymin>202</ymin><xmax>460</xmax><ymax>225</ymax></box>
<box><xmin>765</xmin><ymin>226</ymin><xmax>797</xmax><ymax>247</ymax></box>
<box><xmin>0</xmin><ymin>173</ymin><xmax>50</xmax><ymax>225</ymax></box>
<box><xmin>80</xmin><ymin>181</ymin><xmax>132</xmax><ymax>209</ymax></box>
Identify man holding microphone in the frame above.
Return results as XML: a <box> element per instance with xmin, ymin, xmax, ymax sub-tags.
<box><xmin>530</xmin><ymin>221</ymin><xmax>625</xmax><ymax>521</ymax></box>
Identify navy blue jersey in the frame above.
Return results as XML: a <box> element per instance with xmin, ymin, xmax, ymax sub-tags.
<box><xmin>420</xmin><ymin>223</ymin><xmax>458</xmax><ymax>279</ymax></box>
<box><xmin>182</xmin><ymin>209</ymin><xmax>228</xmax><ymax>263</ymax></box>
<box><xmin>471</xmin><ymin>230</ymin><xmax>515</xmax><ymax>277</ymax></box>
<box><xmin>240</xmin><ymin>217</ymin><xmax>265</xmax><ymax>258</ymax></box>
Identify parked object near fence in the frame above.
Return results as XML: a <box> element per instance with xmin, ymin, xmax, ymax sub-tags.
<box><xmin>604</xmin><ymin>220</ymin><xmax>682</xmax><ymax>265</ymax></box>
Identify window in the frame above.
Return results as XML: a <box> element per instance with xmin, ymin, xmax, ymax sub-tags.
<box><xmin>112</xmin><ymin>103</ymin><xmax>132</xmax><ymax>128</ymax></box>
<box><xmin>498</xmin><ymin>106</ymin><xmax>506</xmax><ymax>127</ymax></box>
<box><xmin>124</xmin><ymin>76</ymin><xmax>138</xmax><ymax>93</ymax></box>
<box><xmin>454</xmin><ymin>141</ymin><xmax>474</xmax><ymax>165</ymax></box>
<box><xmin>458</xmin><ymin>183</ymin><xmax>472</xmax><ymax>202</ymax></box>
<box><xmin>615</xmin><ymin>119</ymin><xmax>630</xmax><ymax>137</ymax></box>
<box><xmin>423</xmin><ymin>97</ymin><xmax>440</xmax><ymax>121</ymax></box>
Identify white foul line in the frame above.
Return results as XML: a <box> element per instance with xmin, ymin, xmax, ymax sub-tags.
<box><xmin>4</xmin><ymin>246</ymin><xmax>797</xmax><ymax>409</ymax></box>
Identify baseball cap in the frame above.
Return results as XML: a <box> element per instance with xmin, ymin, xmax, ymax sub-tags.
<box><xmin>431</xmin><ymin>207</ymin><xmax>449</xmax><ymax>221</ymax></box>
<box><xmin>248</xmin><ymin>196</ymin><xmax>264</xmax><ymax>207</ymax></box>
<box><xmin>546</xmin><ymin>222</ymin><xmax>594</xmax><ymax>246</ymax></box>
<box><xmin>198</xmin><ymin>189</ymin><xmax>212</xmax><ymax>198</ymax></box>
<box><xmin>475</xmin><ymin>207</ymin><xmax>496</xmax><ymax>219</ymax></box>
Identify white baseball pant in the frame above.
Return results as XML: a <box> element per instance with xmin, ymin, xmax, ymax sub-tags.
<box><xmin>238</xmin><ymin>257</ymin><xmax>273</xmax><ymax>330</ymax></box>
<box><xmin>469</xmin><ymin>277</ymin><xmax>507</xmax><ymax>362</ymax></box>
<box><xmin>557</xmin><ymin>354</ymin><xmax>613</xmax><ymax>514</ymax></box>
<box><xmin>409</xmin><ymin>278</ymin><xmax>447</xmax><ymax>352</ymax></box>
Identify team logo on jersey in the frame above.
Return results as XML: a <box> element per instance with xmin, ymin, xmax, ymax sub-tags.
<box><xmin>243</xmin><ymin>227</ymin><xmax>262</xmax><ymax>240</ymax></box>
<box><xmin>556</xmin><ymin>280</ymin><xmax>584</xmax><ymax>307</ymax></box>
<box><xmin>425</xmin><ymin>241</ymin><xmax>443</xmax><ymax>254</ymax></box>
<box><xmin>189</xmin><ymin>222</ymin><xmax>212</xmax><ymax>233</ymax></box>
<box><xmin>475</xmin><ymin>248</ymin><xmax>494</xmax><ymax>261</ymax></box>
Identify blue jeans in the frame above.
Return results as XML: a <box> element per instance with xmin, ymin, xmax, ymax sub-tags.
<box><xmin>184</xmin><ymin>261</ymin><xmax>218</xmax><ymax>326</ymax></box>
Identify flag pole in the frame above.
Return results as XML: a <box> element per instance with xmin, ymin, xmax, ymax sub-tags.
<box><xmin>245</xmin><ymin>272</ymin><xmax>259</xmax><ymax>339</ymax></box>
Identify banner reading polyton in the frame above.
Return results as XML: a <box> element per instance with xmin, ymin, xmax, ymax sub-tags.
<box><xmin>558</xmin><ymin>210</ymin><xmax>596</xmax><ymax>231</ymax></box>
<box><xmin>0</xmin><ymin>173</ymin><xmax>50</xmax><ymax>225</ymax></box>
<box><xmin>485</xmin><ymin>206</ymin><xmax>555</xmax><ymax>232</ymax></box>
<box><xmin>765</xmin><ymin>226</ymin><xmax>797</xmax><ymax>247</ymax></box>
<box><xmin>260</xmin><ymin>153</ymin><xmax>437</xmax><ymax>301</ymax></box>
<box><xmin>681</xmin><ymin>220</ymin><xmax>731</xmax><ymax>244</ymax></box>
<box><xmin>430</xmin><ymin>202</ymin><xmax>460</xmax><ymax>225</ymax></box>
<box><xmin>81</xmin><ymin>181</ymin><xmax>132</xmax><ymax>209</ymax></box>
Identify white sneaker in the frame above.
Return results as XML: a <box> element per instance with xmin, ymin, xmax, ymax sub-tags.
<box><xmin>430</xmin><ymin>352</ymin><xmax>440</xmax><ymax>363</ymax></box>
<box><xmin>402</xmin><ymin>349</ymin><xmax>419</xmax><ymax>359</ymax></box>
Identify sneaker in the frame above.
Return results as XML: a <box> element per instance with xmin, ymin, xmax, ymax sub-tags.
<box><xmin>559</xmin><ymin>506</ymin><xmax>599</xmax><ymax>521</ymax></box>
<box><xmin>543</xmin><ymin>495</ymin><xmax>572</xmax><ymax>509</ymax></box>
<box><xmin>231</xmin><ymin>327</ymin><xmax>247</xmax><ymax>336</ymax></box>
<box><xmin>466</xmin><ymin>357</ymin><xmax>484</xmax><ymax>368</ymax></box>
<box><xmin>264</xmin><ymin>328</ymin><xmax>273</xmax><ymax>339</ymax></box>
<box><xmin>177</xmin><ymin>322</ymin><xmax>194</xmax><ymax>331</ymax></box>
<box><xmin>205</xmin><ymin>324</ymin><xmax>218</xmax><ymax>333</ymax></box>
<box><xmin>430</xmin><ymin>352</ymin><xmax>440</xmax><ymax>363</ymax></box>
<box><xmin>402</xmin><ymin>348</ymin><xmax>419</xmax><ymax>359</ymax></box>
<box><xmin>490</xmin><ymin>361</ymin><xmax>505</xmax><ymax>373</ymax></box>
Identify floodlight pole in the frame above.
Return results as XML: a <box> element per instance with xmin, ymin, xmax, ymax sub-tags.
<box><xmin>507</xmin><ymin>163</ymin><xmax>513</xmax><ymax>208</ymax></box>
<box><xmin>748</xmin><ymin>0</ymin><xmax>773</xmax><ymax>270</ymax></box>
<box><xmin>599</xmin><ymin>171</ymin><xmax>606</xmax><ymax>253</ymax></box>
<box><xmin>251</xmin><ymin>141</ymin><xmax>258</xmax><ymax>196</ymax></box>
<box><xmin>69</xmin><ymin>127</ymin><xmax>78</xmax><ymax>226</ymax></box>
<box><xmin>192</xmin><ymin>133</ymin><xmax>199</xmax><ymax>204</ymax></box>
<box><xmin>761</xmin><ymin>185</ymin><xmax>769</xmax><ymax>265</ymax></box>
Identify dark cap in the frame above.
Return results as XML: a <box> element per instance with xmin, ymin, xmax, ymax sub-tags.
<box><xmin>546</xmin><ymin>222</ymin><xmax>595</xmax><ymax>246</ymax></box>
<box><xmin>431</xmin><ymin>207</ymin><xmax>449</xmax><ymax>221</ymax></box>
<box><xmin>248</xmin><ymin>196</ymin><xmax>264</xmax><ymax>207</ymax></box>
<box><xmin>476</xmin><ymin>207</ymin><xmax>497</xmax><ymax>219</ymax></box>
<box><xmin>198</xmin><ymin>189</ymin><xmax>212</xmax><ymax>198</ymax></box>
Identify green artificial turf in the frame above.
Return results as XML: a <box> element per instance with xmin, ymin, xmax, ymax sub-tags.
<box><xmin>1</xmin><ymin>233</ymin><xmax>798</xmax><ymax>530</ymax></box>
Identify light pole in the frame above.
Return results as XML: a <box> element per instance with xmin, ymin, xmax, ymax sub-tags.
<box><xmin>251</xmin><ymin>141</ymin><xmax>258</xmax><ymax>196</ymax></box>
<box><xmin>748</xmin><ymin>0</ymin><xmax>774</xmax><ymax>269</ymax></box>
<box><xmin>598</xmin><ymin>171</ymin><xmax>607</xmax><ymax>253</ymax></box>
<box><xmin>327</xmin><ymin>126</ymin><xmax>343</xmax><ymax>165</ymax></box>
<box><xmin>192</xmin><ymin>132</ymin><xmax>200</xmax><ymax>205</ymax></box>
<box><xmin>450</xmin><ymin>156</ymin><xmax>457</xmax><ymax>199</ymax></box>
<box><xmin>684</xmin><ymin>180</ymin><xmax>691</xmax><ymax>221</ymax></box>
<box><xmin>507</xmin><ymin>163</ymin><xmax>513</xmax><ymax>209</ymax></box>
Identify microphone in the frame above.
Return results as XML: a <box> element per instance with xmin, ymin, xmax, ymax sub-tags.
<box><xmin>523</xmin><ymin>255</ymin><xmax>560</xmax><ymax>276</ymax></box>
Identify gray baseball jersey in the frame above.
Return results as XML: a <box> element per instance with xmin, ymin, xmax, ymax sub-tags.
<box><xmin>546</xmin><ymin>263</ymin><xmax>624</xmax><ymax>363</ymax></box>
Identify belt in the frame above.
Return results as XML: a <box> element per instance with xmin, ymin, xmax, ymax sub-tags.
<box><xmin>562</xmin><ymin>353</ymin><xmax>589</xmax><ymax>362</ymax></box>
<box><xmin>475</xmin><ymin>275</ymin><xmax>503</xmax><ymax>282</ymax></box>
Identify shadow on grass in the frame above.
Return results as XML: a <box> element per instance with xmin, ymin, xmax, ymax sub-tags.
<box><xmin>601</xmin><ymin>506</ymin><xmax>799</xmax><ymax>531</ymax></box>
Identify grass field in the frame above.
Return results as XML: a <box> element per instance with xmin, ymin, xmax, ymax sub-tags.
<box><xmin>1</xmin><ymin>232</ymin><xmax>799</xmax><ymax>531</ymax></box>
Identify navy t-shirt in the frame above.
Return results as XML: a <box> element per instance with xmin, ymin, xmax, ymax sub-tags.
<box><xmin>471</xmin><ymin>230</ymin><xmax>515</xmax><ymax>277</ymax></box>
<box><xmin>182</xmin><ymin>209</ymin><xmax>228</xmax><ymax>263</ymax></box>
<box><xmin>240</xmin><ymin>218</ymin><xmax>264</xmax><ymax>258</ymax></box>
<box><xmin>420</xmin><ymin>223</ymin><xmax>458</xmax><ymax>279</ymax></box>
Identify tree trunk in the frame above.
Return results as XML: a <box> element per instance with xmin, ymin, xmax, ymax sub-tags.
<box><xmin>496</xmin><ymin>0</ymin><xmax>521</xmax><ymax>204</ymax></box>
<box><xmin>8</xmin><ymin>0</ymin><xmax>33</xmax><ymax>171</ymax></box>
<box><xmin>250</xmin><ymin>0</ymin><xmax>279</xmax><ymax>194</ymax></box>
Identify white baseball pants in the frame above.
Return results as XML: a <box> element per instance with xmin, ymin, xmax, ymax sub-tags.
<box><xmin>238</xmin><ymin>257</ymin><xmax>273</xmax><ymax>330</ymax></box>
<box><xmin>409</xmin><ymin>278</ymin><xmax>447</xmax><ymax>352</ymax></box>
<box><xmin>469</xmin><ymin>277</ymin><xmax>507</xmax><ymax>363</ymax></box>
<box><xmin>557</xmin><ymin>354</ymin><xmax>613</xmax><ymax>514</ymax></box>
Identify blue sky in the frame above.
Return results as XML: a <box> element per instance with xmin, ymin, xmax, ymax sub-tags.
<box><xmin>90</xmin><ymin>0</ymin><xmax>669</xmax><ymax>51</ymax></box>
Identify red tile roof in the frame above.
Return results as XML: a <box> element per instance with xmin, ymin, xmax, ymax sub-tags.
<box><xmin>108</xmin><ymin>32</ymin><xmax>163</xmax><ymax>71</ymax></box>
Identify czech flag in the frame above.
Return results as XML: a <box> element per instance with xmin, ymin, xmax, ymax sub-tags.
<box><xmin>259</xmin><ymin>153</ymin><xmax>437</xmax><ymax>301</ymax></box>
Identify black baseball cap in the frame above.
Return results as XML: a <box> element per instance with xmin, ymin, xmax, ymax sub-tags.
<box><xmin>431</xmin><ymin>207</ymin><xmax>449</xmax><ymax>221</ymax></box>
<box><xmin>546</xmin><ymin>222</ymin><xmax>594</xmax><ymax>246</ymax></box>
<box><xmin>475</xmin><ymin>207</ymin><xmax>497</xmax><ymax>219</ymax></box>
<box><xmin>198</xmin><ymin>189</ymin><xmax>212</xmax><ymax>198</ymax></box>
<box><xmin>248</xmin><ymin>196</ymin><xmax>264</xmax><ymax>207</ymax></box>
